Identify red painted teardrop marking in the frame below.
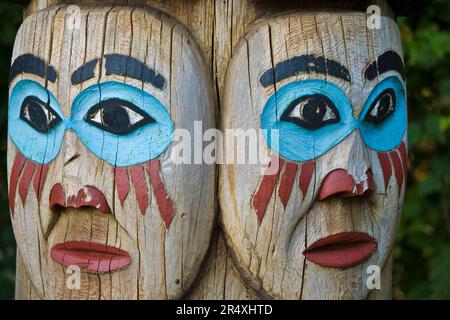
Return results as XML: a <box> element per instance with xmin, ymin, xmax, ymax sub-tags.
<box><xmin>389</xmin><ymin>150</ymin><xmax>404</xmax><ymax>195</ymax></box>
<box><xmin>278</xmin><ymin>161</ymin><xmax>298</xmax><ymax>209</ymax></box>
<box><xmin>9</xmin><ymin>153</ymin><xmax>26</xmax><ymax>215</ymax></box>
<box><xmin>129</xmin><ymin>166</ymin><xmax>149</xmax><ymax>215</ymax></box>
<box><xmin>114</xmin><ymin>167</ymin><xmax>130</xmax><ymax>206</ymax></box>
<box><xmin>146</xmin><ymin>160</ymin><xmax>174</xmax><ymax>228</ymax></box>
<box><xmin>33</xmin><ymin>164</ymin><xmax>49</xmax><ymax>201</ymax></box>
<box><xmin>252</xmin><ymin>155</ymin><xmax>284</xmax><ymax>223</ymax></box>
<box><xmin>299</xmin><ymin>161</ymin><xmax>315</xmax><ymax>198</ymax></box>
<box><xmin>377</xmin><ymin>152</ymin><xmax>392</xmax><ymax>191</ymax></box>
<box><xmin>398</xmin><ymin>141</ymin><xmax>408</xmax><ymax>178</ymax></box>
<box><xmin>18</xmin><ymin>160</ymin><xmax>36</xmax><ymax>206</ymax></box>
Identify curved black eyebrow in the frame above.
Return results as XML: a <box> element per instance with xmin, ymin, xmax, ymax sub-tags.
<box><xmin>71</xmin><ymin>59</ymin><xmax>99</xmax><ymax>85</ymax></box>
<box><xmin>9</xmin><ymin>54</ymin><xmax>57</xmax><ymax>84</ymax></box>
<box><xmin>365</xmin><ymin>50</ymin><xmax>405</xmax><ymax>81</ymax></box>
<box><xmin>105</xmin><ymin>54</ymin><xmax>166</xmax><ymax>90</ymax></box>
<box><xmin>260</xmin><ymin>55</ymin><xmax>351</xmax><ymax>87</ymax></box>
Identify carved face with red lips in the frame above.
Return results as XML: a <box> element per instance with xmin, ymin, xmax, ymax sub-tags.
<box><xmin>8</xmin><ymin>6</ymin><xmax>215</xmax><ymax>299</ymax></box>
<box><xmin>220</xmin><ymin>13</ymin><xmax>407</xmax><ymax>299</ymax></box>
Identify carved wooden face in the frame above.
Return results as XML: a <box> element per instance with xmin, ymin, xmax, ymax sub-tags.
<box><xmin>8</xmin><ymin>5</ymin><xmax>215</xmax><ymax>299</ymax></box>
<box><xmin>220</xmin><ymin>13</ymin><xmax>407</xmax><ymax>299</ymax></box>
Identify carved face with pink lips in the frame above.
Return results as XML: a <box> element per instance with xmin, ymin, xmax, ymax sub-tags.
<box><xmin>220</xmin><ymin>13</ymin><xmax>407</xmax><ymax>299</ymax></box>
<box><xmin>8</xmin><ymin>6</ymin><xmax>215</xmax><ymax>299</ymax></box>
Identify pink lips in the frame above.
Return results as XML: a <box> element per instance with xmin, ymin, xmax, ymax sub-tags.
<box><xmin>51</xmin><ymin>241</ymin><xmax>131</xmax><ymax>274</ymax></box>
<box><xmin>303</xmin><ymin>232</ymin><xmax>377</xmax><ymax>269</ymax></box>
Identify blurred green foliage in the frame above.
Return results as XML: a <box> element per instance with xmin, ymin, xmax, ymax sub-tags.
<box><xmin>393</xmin><ymin>0</ymin><xmax>450</xmax><ymax>299</ymax></box>
<box><xmin>0</xmin><ymin>1</ymin><xmax>449</xmax><ymax>300</ymax></box>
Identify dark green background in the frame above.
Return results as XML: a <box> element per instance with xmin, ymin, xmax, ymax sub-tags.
<box><xmin>0</xmin><ymin>1</ymin><xmax>449</xmax><ymax>300</ymax></box>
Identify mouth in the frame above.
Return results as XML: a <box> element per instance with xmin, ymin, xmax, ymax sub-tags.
<box><xmin>303</xmin><ymin>232</ymin><xmax>377</xmax><ymax>269</ymax></box>
<box><xmin>51</xmin><ymin>241</ymin><xmax>131</xmax><ymax>274</ymax></box>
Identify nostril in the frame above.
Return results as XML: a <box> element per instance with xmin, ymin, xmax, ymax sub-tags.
<box><xmin>318</xmin><ymin>169</ymin><xmax>374</xmax><ymax>201</ymax></box>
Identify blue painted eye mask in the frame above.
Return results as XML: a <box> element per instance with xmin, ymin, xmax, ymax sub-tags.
<box><xmin>9</xmin><ymin>80</ymin><xmax>174</xmax><ymax>167</ymax></box>
<box><xmin>261</xmin><ymin>76</ymin><xmax>407</xmax><ymax>162</ymax></box>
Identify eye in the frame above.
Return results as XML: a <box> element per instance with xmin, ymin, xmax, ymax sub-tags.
<box><xmin>280</xmin><ymin>94</ymin><xmax>340</xmax><ymax>130</ymax></box>
<box><xmin>20</xmin><ymin>96</ymin><xmax>62</xmax><ymax>133</ymax></box>
<box><xmin>364</xmin><ymin>88</ymin><xmax>396</xmax><ymax>124</ymax></box>
<box><xmin>85</xmin><ymin>98</ymin><xmax>156</xmax><ymax>135</ymax></box>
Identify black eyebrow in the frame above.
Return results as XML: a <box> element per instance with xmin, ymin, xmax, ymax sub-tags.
<box><xmin>260</xmin><ymin>55</ymin><xmax>351</xmax><ymax>87</ymax></box>
<box><xmin>71</xmin><ymin>59</ymin><xmax>99</xmax><ymax>85</ymax></box>
<box><xmin>364</xmin><ymin>50</ymin><xmax>405</xmax><ymax>81</ymax></box>
<box><xmin>9</xmin><ymin>54</ymin><xmax>57</xmax><ymax>84</ymax></box>
<box><xmin>105</xmin><ymin>54</ymin><xmax>166</xmax><ymax>90</ymax></box>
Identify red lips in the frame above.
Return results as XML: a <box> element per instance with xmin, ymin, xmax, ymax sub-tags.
<box><xmin>303</xmin><ymin>232</ymin><xmax>377</xmax><ymax>269</ymax></box>
<box><xmin>51</xmin><ymin>241</ymin><xmax>131</xmax><ymax>274</ymax></box>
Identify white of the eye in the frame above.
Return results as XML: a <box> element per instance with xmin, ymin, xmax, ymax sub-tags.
<box><xmin>90</xmin><ymin>109</ymin><xmax>102</xmax><ymax>124</ymax></box>
<box><xmin>45</xmin><ymin>108</ymin><xmax>57</xmax><ymax>123</ymax></box>
<box><xmin>287</xmin><ymin>101</ymin><xmax>304</xmax><ymax>118</ymax></box>
<box><xmin>287</xmin><ymin>98</ymin><xmax>335</xmax><ymax>121</ymax></box>
<box><xmin>125</xmin><ymin>107</ymin><xmax>145</xmax><ymax>125</ymax></box>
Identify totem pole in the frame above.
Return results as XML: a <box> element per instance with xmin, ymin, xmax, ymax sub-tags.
<box><xmin>8</xmin><ymin>0</ymin><xmax>411</xmax><ymax>299</ymax></box>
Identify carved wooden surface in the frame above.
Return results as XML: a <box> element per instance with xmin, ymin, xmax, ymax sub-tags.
<box><xmin>8</xmin><ymin>0</ymin><xmax>407</xmax><ymax>300</ymax></box>
<box><xmin>10</xmin><ymin>4</ymin><xmax>216</xmax><ymax>299</ymax></box>
<box><xmin>219</xmin><ymin>12</ymin><xmax>406</xmax><ymax>299</ymax></box>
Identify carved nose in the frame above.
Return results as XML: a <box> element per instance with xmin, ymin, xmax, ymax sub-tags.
<box><xmin>49</xmin><ymin>184</ymin><xmax>111</xmax><ymax>213</ymax></box>
<box><xmin>318</xmin><ymin>169</ymin><xmax>374</xmax><ymax>200</ymax></box>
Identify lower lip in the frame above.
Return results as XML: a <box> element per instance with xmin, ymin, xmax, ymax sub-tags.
<box><xmin>303</xmin><ymin>232</ymin><xmax>377</xmax><ymax>269</ymax></box>
<box><xmin>51</xmin><ymin>241</ymin><xmax>131</xmax><ymax>274</ymax></box>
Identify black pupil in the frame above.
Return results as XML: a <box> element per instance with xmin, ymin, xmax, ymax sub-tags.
<box><xmin>20</xmin><ymin>96</ymin><xmax>60</xmax><ymax>133</ymax></box>
<box><xmin>102</xmin><ymin>105</ymin><xmax>131</xmax><ymax>133</ymax></box>
<box><xmin>302</xmin><ymin>98</ymin><xmax>326</xmax><ymax>124</ymax></box>
<box><xmin>28</xmin><ymin>100</ymin><xmax>50</xmax><ymax>131</ymax></box>
<box><xmin>377</xmin><ymin>93</ymin><xmax>392</xmax><ymax>119</ymax></box>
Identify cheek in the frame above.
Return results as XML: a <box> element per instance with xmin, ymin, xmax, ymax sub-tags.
<box><xmin>114</xmin><ymin>159</ymin><xmax>174</xmax><ymax>228</ymax></box>
<box><xmin>376</xmin><ymin>140</ymin><xmax>407</xmax><ymax>196</ymax></box>
<box><xmin>252</xmin><ymin>155</ymin><xmax>315</xmax><ymax>223</ymax></box>
<box><xmin>9</xmin><ymin>152</ymin><xmax>49</xmax><ymax>216</ymax></box>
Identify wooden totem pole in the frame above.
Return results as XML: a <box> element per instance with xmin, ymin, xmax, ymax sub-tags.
<box><xmin>8</xmin><ymin>0</ymin><xmax>410</xmax><ymax>299</ymax></box>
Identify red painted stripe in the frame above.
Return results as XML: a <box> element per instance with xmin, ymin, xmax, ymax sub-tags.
<box><xmin>18</xmin><ymin>160</ymin><xmax>36</xmax><ymax>206</ymax></box>
<box><xmin>299</xmin><ymin>161</ymin><xmax>315</xmax><ymax>198</ymax></box>
<box><xmin>398</xmin><ymin>141</ymin><xmax>408</xmax><ymax>178</ymax></box>
<box><xmin>252</xmin><ymin>155</ymin><xmax>283</xmax><ymax>223</ymax></box>
<box><xmin>278</xmin><ymin>161</ymin><xmax>298</xmax><ymax>209</ymax></box>
<box><xmin>377</xmin><ymin>152</ymin><xmax>392</xmax><ymax>191</ymax></box>
<box><xmin>9</xmin><ymin>153</ymin><xmax>26</xmax><ymax>216</ymax></box>
<box><xmin>129</xmin><ymin>166</ymin><xmax>149</xmax><ymax>215</ymax></box>
<box><xmin>33</xmin><ymin>164</ymin><xmax>49</xmax><ymax>201</ymax></box>
<box><xmin>146</xmin><ymin>160</ymin><xmax>174</xmax><ymax>228</ymax></box>
<box><xmin>389</xmin><ymin>151</ymin><xmax>404</xmax><ymax>196</ymax></box>
<box><xmin>114</xmin><ymin>167</ymin><xmax>130</xmax><ymax>206</ymax></box>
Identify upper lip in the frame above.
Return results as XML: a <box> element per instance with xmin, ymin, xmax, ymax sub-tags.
<box><xmin>51</xmin><ymin>241</ymin><xmax>131</xmax><ymax>274</ymax></box>
<box><xmin>303</xmin><ymin>232</ymin><xmax>377</xmax><ymax>269</ymax></box>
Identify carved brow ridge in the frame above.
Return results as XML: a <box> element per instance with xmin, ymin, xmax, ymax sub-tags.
<box><xmin>260</xmin><ymin>55</ymin><xmax>351</xmax><ymax>87</ymax></box>
<box><xmin>9</xmin><ymin>54</ymin><xmax>57</xmax><ymax>84</ymax></box>
<box><xmin>71</xmin><ymin>54</ymin><xmax>166</xmax><ymax>90</ymax></box>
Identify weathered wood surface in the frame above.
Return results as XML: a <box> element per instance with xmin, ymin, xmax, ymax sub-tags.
<box><xmin>9</xmin><ymin>0</ymin><xmax>407</xmax><ymax>300</ymax></box>
<box><xmin>219</xmin><ymin>12</ymin><xmax>406</xmax><ymax>299</ymax></box>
